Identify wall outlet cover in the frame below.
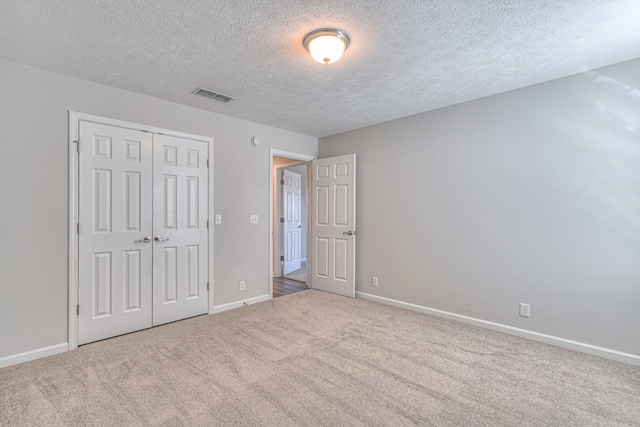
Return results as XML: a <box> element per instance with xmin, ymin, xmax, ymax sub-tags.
<box><xmin>519</xmin><ymin>303</ymin><xmax>531</xmax><ymax>318</ymax></box>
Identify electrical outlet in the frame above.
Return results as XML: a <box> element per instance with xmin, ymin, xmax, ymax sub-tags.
<box><xmin>372</xmin><ymin>277</ymin><xmax>379</xmax><ymax>287</ymax></box>
<box><xmin>240</xmin><ymin>281</ymin><xmax>246</xmax><ymax>292</ymax></box>
<box><xmin>250</xmin><ymin>214</ymin><xmax>259</xmax><ymax>224</ymax></box>
<box><xmin>215</xmin><ymin>214</ymin><xmax>222</xmax><ymax>224</ymax></box>
<box><xmin>519</xmin><ymin>303</ymin><xmax>530</xmax><ymax>318</ymax></box>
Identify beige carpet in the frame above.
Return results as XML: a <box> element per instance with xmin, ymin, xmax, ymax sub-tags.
<box><xmin>1</xmin><ymin>290</ymin><xmax>639</xmax><ymax>426</ymax></box>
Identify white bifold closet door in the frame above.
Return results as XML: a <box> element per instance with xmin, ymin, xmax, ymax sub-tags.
<box><xmin>78</xmin><ymin>121</ymin><xmax>208</xmax><ymax>345</ymax></box>
<box><xmin>152</xmin><ymin>134</ymin><xmax>209</xmax><ymax>326</ymax></box>
<box><xmin>78</xmin><ymin>122</ymin><xmax>154</xmax><ymax>345</ymax></box>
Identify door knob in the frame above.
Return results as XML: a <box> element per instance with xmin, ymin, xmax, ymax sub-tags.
<box><xmin>154</xmin><ymin>236</ymin><xmax>170</xmax><ymax>242</ymax></box>
<box><xmin>139</xmin><ymin>236</ymin><xmax>152</xmax><ymax>243</ymax></box>
<box><xmin>342</xmin><ymin>230</ymin><xmax>355</xmax><ymax>236</ymax></box>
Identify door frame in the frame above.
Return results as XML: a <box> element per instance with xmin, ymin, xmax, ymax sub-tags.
<box><xmin>269</xmin><ymin>149</ymin><xmax>315</xmax><ymax>299</ymax></box>
<box><xmin>68</xmin><ymin>111</ymin><xmax>214</xmax><ymax>350</ymax></box>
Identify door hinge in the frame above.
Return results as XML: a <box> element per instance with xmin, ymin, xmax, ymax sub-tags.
<box><xmin>280</xmin><ymin>218</ymin><xmax>284</xmax><ymax>223</ymax></box>
<box><xmin>280</xmin><ymin>179</ymin><xmax>285</xmax><ymax>185</ymax></box>
<box><xmin>207</xmin><ymin>158</ymin><xmax>210</xmax><ymax>168</ymax></box>
<box><xmin>77</xmin><ymin>223</ymin><xmax>80</xmax><ymax>234</ymax></box>
<box><xmin>76</xmin><ymin>304</ymin><xmax>80</xmax><ymax>315</ymax></box>
<box><xmin>207</xmin><ymin>282</ymin><xmax>210</xmax><ymax>291</ymax></box>
<box><xmin>73</xmin><ymin>140</ymin><xmax>80</xmax><ymax>153</ymax></box>
<box><xmin>280</xmin><ymin>255</ymin><xmax>284</xmax><ymax>261</ymax></box>
<box><xmin>207</xmin><ymin>220</ymin><xmax>210</xmax><ymax>229</ymax></box>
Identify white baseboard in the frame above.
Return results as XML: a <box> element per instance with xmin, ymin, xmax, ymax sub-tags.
<box><xmin>0</xmin><ymin>343</ymin><xmax>68</xmax><ymax>369</ymax></box>
<box><xmin>210</xmin><ymin>294</ymin><xmax>271</xmax><ymax>314</ymax></box>
<box><xmin>301</xmin><ymin>258</ymin><xmax>307</xmax><ymax>262</ymax></box>
<box><xmin>356</xmin><ymin>292</ymin><xmax>640</xmax><ymax>366</ymax></box>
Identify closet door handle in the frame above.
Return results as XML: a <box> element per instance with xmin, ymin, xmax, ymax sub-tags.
<box><xmin>139</xmin><ymin>236</ymin><xmax>152</xmax><ymax>243</ymax></box>
<box><xmin>154</xmin><ymin>236</ymin><xmax>170</xmax><ymax>242</ymax></box>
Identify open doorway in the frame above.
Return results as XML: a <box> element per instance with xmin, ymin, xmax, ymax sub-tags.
<box><xmin>270</xmin><ymin>149</ymin><xmax>357</xmax><ymax>300</ymax></box>
<box><xmin>272</xmin><ymin>155</ymin><xmax>311</xmax><ymax>298</ymax></box>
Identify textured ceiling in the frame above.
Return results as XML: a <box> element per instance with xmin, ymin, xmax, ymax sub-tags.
<box><xmin>1</xmin><ymin>0</ymin><xmax>639</xmax><ymax>137</ymax></box>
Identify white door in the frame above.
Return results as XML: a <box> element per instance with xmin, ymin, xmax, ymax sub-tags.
<box><xmin>78</xmin><ymin>121</ymin><xmax>153</xmax><ymax>345</ymax></box>
<box><xmin>152</xmin><ymin>134</ymin><xmax>209</xmax><ymax>326</ymax></box>
<box><xmin>311</xmin><ymin>154</ymin><xmax>356</xmax><ymax>297</ymax></box>
<box><xmin>283</xmin><ymin>169</ymin><xmax>302</xmax><ymax>275</ymax></box>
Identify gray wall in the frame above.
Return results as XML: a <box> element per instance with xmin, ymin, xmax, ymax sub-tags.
<box><xmin>0</xmin><ymin>58</ymin><xmax>317</xmax><ymax>359</ymax></box>
<box><xmin>319</xmin><ymin>58</ymin><xmax>640</xmax><ymax>356</ymax></box>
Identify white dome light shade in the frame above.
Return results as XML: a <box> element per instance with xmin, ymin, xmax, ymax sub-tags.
<box><xmin>303</xmin><ymin>28</ymin><xmax>351</xmax><ymax>65</ymax></box>
<box><xmin>308</xmin><ymin>35</ymin><xmax>346</xmax><ymax>64</ymax></box>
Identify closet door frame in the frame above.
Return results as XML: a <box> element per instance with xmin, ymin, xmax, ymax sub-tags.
<box><xmin>68</xmin><ymin>111</ymin><xmax>214</xmax><ymax>351</ymax></box>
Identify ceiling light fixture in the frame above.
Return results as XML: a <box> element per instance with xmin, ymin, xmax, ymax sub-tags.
<box><xmin>303</xmin><ymin>28</ymin><xmax>351</xmax><ymax>65</ymax></box>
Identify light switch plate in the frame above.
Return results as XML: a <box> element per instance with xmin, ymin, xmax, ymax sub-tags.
<box><xmin>250</xmin><ymin>214</ymin><xmax>259</xmax><ymax>224</ymax></box>
<box><xmin>215</xmin><ymin>214</ymin><xmax>222</xmax><ymax>224</ymax></box>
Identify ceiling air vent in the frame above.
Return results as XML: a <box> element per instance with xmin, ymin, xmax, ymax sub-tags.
<box><xmin>192</xmin><ymin>87</ymin><xmax>235</xmax><ymax>103</ymax></box>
